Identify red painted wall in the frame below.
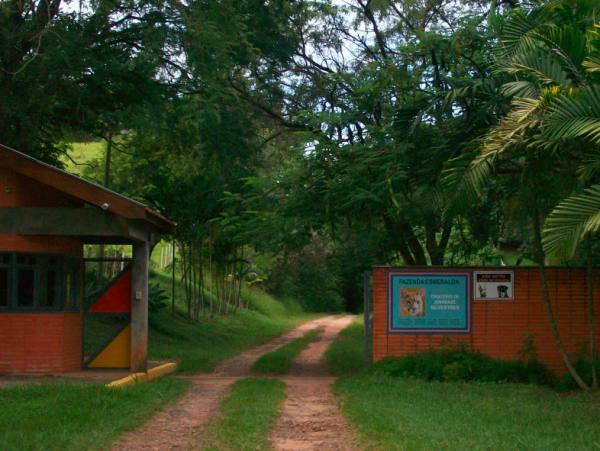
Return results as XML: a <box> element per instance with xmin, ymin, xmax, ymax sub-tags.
<box><xmin>0</xmin><ymin>166</ymin><xmax>84</xmax><ymax>372</ymax></box>
<box><xmin>0</xmin><ymin>313</ymin><xmax>82</xmax><ymax>373</ymax></box>
<box><xmin>373</xmin><ymin>267</ymin><xmax>600</xmax><ymax>375</ymax></box>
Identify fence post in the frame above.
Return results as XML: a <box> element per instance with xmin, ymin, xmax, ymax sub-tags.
<box><xmin>364</xmin><ymin>270</ymin><xmax>372</xmax><ymax>371</ymax></box>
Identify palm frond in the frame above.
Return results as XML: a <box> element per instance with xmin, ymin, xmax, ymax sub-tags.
<box><xmin>583</xmin><ymin>52</ymin><xmax>600</xmax><ymax>72</ymax></box>
<box><xmin>537</xmin><ymin>25</ymin><xmax>587</xmax><ymax>83</ymax></box>
<box><xmin>499</xmin><ymin>9</ymin><xmax>555</xmax><ymax>59</ymax></box>
<box><xmin>478</xmin><ymin>97</ymin><xmax>541</xmax><ymax>162</ymax></box>
<box><xmin>500</xmin><ymin>81</ymin><xmax>540</xmax><ymax>98</ymax></box>
<box><xmin>543</xmin><ymin>184</ymin><xmax>600</xmax><ymax>258</ymax></box>
<box><xmin>496</xmin><ymin>51</ymin><xmax>570</xmax><ymax>86</ymax></box>
<box><xmin>545</xmin><ymin>85</ymin><xmax>600</xmax><ymax>144</ymax></box>
<box><xmin>442</xmin><ymin>153</ymin><xmax>493</xmax><ymax>219</ymax></box>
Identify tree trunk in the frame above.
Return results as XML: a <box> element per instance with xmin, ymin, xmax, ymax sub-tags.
<box><xmin>533</xmin><ymin>211</ymin><xmax>588</xmax><ymax>389</ymax></box>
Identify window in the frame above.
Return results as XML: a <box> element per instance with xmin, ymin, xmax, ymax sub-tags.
<box><xmin>17</xmin><ymin>269</ymin><xmax>35</xmax><ymax>307</ymax></box>
<box><xmin>0</xmin><ymin>253</ymin><xmax>80</xmax><ymax>312</ymax></box>
<box><xmin>0</xmin><ymin>268</ymin><xmax>9</xmax><ymax>307</ymax></box>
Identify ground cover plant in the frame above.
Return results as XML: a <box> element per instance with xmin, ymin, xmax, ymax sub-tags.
<box><xmin>251</xmin><ymin>329</ymin><xmax>321</xmax><ymax>374</ymax></box>
<box><xmin>373</xmin><ymin>348</ymin><xmax>553</xmax><ymax>386</ymax></box>
<box><xmin>0</xmin><ymin>378</ymin><xmax>188</xmax><ymax>451</ymax></box>
<box><xmin>325</xmin><ymin>317</ymin><xmax>365</xmax><ymax>375</ymax></box>
<box><xmin>199</xmin><ymin>378</ymin><xmax>286</xmax><ymax>451</ymax></box>
<box><xmin>335</xmin><ymin>375</ymin><xmax>600</xmax><ymax>451</ymax></box>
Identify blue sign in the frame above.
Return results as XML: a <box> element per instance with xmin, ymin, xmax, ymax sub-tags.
<box><xmin>387</xmin><ymin>270</ymin><xmax>472</xmax><ymax>334</ymax></box>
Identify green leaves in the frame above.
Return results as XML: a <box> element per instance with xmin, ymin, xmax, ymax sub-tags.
<box><xmin>543</xmin><ymin>185</ymin><xmax>600</xmax><ymax>258</ymax></box>
<box><xmin>545</xmin><ymin>86</ymin><xmax>600</xmax><ymax>144</ymax></box>
<box><xmin>496</xmin><ymin>51</ymin><xmax>570</xmax><ymax>86</ymax></box>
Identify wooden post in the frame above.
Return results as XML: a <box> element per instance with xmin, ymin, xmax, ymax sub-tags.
<box><xmin>131</xmin><ymin>240</ymin><xmax>149</xmax><ymax>373</ymax></box>
<box><xmin>364</xmin><ymin>270</ymin><xmax>372</xmax><ymax>371</ymax></box>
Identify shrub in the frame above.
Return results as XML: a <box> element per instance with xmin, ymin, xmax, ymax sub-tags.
<box><xmin>555</xmin><ymin>350</ymin><xmax>600</xmax><ymax>392</ymax></box>
<box><xmin>373</xmin><ymin>348</ymin><xmax>553</xmax><ymax>386</ymax></box>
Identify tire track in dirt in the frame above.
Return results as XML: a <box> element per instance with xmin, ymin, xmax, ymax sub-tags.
<box><xmin>110</xmin><ymin>316</ymin><xmax>334</xmax><ymax>451</ymax></box>
<box><xmin>270</xmin><ymin>315</ymin><xmax>358</xmax><ymax>451</ymax></box>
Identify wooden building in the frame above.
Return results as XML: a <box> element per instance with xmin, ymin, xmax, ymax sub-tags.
<box><xmin>0</xmin><ymin>144</ymin><xmax>174</xmax><ymax>373</ymax></box>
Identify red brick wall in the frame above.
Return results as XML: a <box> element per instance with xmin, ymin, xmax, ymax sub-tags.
<box><xmin>373</xmin><ymin>267</ymin><xmax>600</xmax><ymax>375</ymax></box>
<box><xmin>0</xmin><ymin>313</ymin><xmax>82</xmax><ymax>373</ymax></box>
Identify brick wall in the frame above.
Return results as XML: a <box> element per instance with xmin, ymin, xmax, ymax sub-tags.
<box><xmin>373</xmin><ymin>267</ymin><xmax>600</xmax><ymax>375</ymax></box>
<box><xmin>0</xmin><ymin>313</ymin><xmax>82</xmax><ymax>373</ymax></box>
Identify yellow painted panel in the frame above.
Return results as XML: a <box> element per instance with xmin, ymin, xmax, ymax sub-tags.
<box><xmin>88</xmin><ymin>325</ymin><xmax>131</xmax><ymax>368</ymax></box>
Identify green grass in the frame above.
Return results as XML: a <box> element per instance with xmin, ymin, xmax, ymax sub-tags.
<box><xmin>325</xmin><ymin>316</ymin><xmax>365</xmax><ymax>375</ymax></box>
<box><xmin>0</xmin><ymin>377</ymin><xmax>189</xmax><ymax>451</ymax></box>
<box><xmin>148</xmin><ymin>270</ymin><xmax>317</xmax><ymax>373</ymax></box>
<box><xmin>199</xmin><ymin>378</ymin><xmax>286</xmax><ymax>451</ymax></box>
<box><xmin>335</xmin><ymin>375</ymin><xmax>600</xmax><ymax>451</ymax></box>
<box><xmin>251</xmin><ymin>329</ymin><xmax>321</xmax><ymax>374</ymax></box>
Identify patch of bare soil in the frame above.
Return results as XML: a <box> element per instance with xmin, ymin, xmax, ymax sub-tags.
<box><xmin>270</xmin><ymin>315</ymin><xmax>358</xmax><ymax>451</ymax></box>
<box><xmin>110</xmin><ymin>316</ymin><xmax>334</xmax><ymax>451</ymax></box>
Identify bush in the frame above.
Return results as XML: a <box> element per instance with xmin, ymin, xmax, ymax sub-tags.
<box><xmin>373</xmin><ymin>348</ymin><xmax>553</xmax><ymax>386</ymax></box>
<box><xmin>555</xmin><ymin>351</ymin><xmax>600</xmax><ymax>391</ymax></box>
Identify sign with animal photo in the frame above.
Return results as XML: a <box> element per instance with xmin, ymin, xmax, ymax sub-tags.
<box><xmin>474</xmin><ymin>271</ymin><xmax>514</xmax><ymax>300</ymax></box>
<box><xmin>387</xmin><ymin>271</ymin><xmax>472</xmax><ymax>334</ymax></box>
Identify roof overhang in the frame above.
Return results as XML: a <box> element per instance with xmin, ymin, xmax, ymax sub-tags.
<box><xmin>0</xmin><ymin>144</ymin><xmax>175</xmax><ymax>235</ymax></box>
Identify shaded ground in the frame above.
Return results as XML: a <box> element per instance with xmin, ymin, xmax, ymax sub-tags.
<box><xmin>270</xmin><ymin>315</ymin><xmax>358</xmax><ymax>451</ymax></box>
<box><xmin>110</xmin><ymin>316</ymin><xmax>334</xmax><ymax>451</ymax></box>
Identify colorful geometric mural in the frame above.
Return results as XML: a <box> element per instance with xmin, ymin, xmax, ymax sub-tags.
<box><xmin>83</xmin><ymin>265</ymin><xmax>131</xmax><ymax>369</ymax></box>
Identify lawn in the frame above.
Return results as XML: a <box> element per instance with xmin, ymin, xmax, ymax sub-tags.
<box><xmin>335</xmin><ymin>375</ymin><xmax>600</xmax><ymax>451</ymax></box>
<box><xmin>325</xmin><ymin>316</ymin><xmax>365</xmax><ymax>375</ymax></box>
<box><xmin>252</xmin><ymin>328</ymin><xmax>321</xmax><ymax>374</ymax></box>
<box><xmin>0</xmin><ymin>378</ymin><xmax>189</xmax><ymax>451</ymax></box>
<box><xmin>327</xmin><ymin>321</ymin><xmax>600</xmax><ymax>451</ymax></box>
<box><xmin>199</xmin><ymin>378</ymin><xmax>285</xmax><ymax>451</ymax></box>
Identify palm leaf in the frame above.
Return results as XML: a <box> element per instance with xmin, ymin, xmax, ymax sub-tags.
<box><xmin>543</xmin><ymin>184</ymin><xmax>600</xmax><ymax>258</ymax></box>
<box><xmin>583</xmin><ymin>52</ymin><xmax>600</xmax><ymax>72</ymax></box>
<box><xmin>442</xmin><ymin>152</ymin><xmax>493</xmax><ymax>218</ymax></box>
<box><xmin>496</xmin><ymin>51</ymin><xmax>570</xmax><ymax>86</ymax></box>
<box><xmin>500</xmin><ymin>81</ymin><xmax>540</xmax><ymax>98</ymax></box>
<box><xmin>545</xmin><ymin>85</ymin><xmax>600</xmax><ymax>144</ymax></box>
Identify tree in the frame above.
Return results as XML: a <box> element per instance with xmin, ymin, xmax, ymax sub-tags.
<box><xmin>448</xmin><ymin>0</ymin><xmax>600</xmax><ymax>389</ymax></box>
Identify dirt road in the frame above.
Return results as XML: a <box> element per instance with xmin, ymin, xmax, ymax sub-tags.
<box><xmin>110</xmin><ymin>316</ymin><xmax>334</xmax><ymax>451</ymax></box>
<box><xmin>110</xmin><ymin>314</ymin><xmax>357</xmax><ymax>451</ymax></box>
<box><xmin>270</xmin><ymin>315</ymin><xmax>358</xmax><ymax>451</ymax></box>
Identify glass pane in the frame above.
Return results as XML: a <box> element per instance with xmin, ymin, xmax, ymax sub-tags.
<box><xmin>41</xmin><ymin>269</ymin><xmax>57</xmax><ymax>307</ymax></box>
<box><xmin>65</xmin><ymin>273</ymin><xmax>72</xmax><ymax>307</ymax></box>
<box><xmin>16</xmin><ymin>255</ymin><xmax>25</xmax><ymax>265</ymax></box>
<box><xmin>17</xmin><ymin>269</ymin><xmax>35</xmax><ymax>307</ymax></box>
<box><xmin>0</xmin><ymin>268</ymin><xmax>9</xmax><ymax>307</ymax></box>
<box><xmin>1</xmin><ymin>254</ymin><xmax>11</xmax><ymax>265</ymax></box>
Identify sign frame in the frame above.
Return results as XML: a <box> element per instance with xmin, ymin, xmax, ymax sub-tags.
<box><xmin>473</xmin><ymin>270</ymin><xmax>515</xmax><ymax>301</ymax></box>
<box><xmin>386</xmin><ymin>270</ymin><xmax>472</xmax><ymax>335</ymax></box>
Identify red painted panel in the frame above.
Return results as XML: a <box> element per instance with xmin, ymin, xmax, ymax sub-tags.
<box><xmin>89</xmin><ymin>268</ymin><xmax>132</xmax><ymax>313</ymax></box>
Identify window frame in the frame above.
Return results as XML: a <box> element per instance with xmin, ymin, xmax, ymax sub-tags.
<box><xmin>0</xmin><ymin>252</ymin><xmax>81</xmax><ymax>313</ymax></box>
<box><xmin>0</xmin><ymin>254</ymin><xmax>12</xmax><ymax>310</ymax></box>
